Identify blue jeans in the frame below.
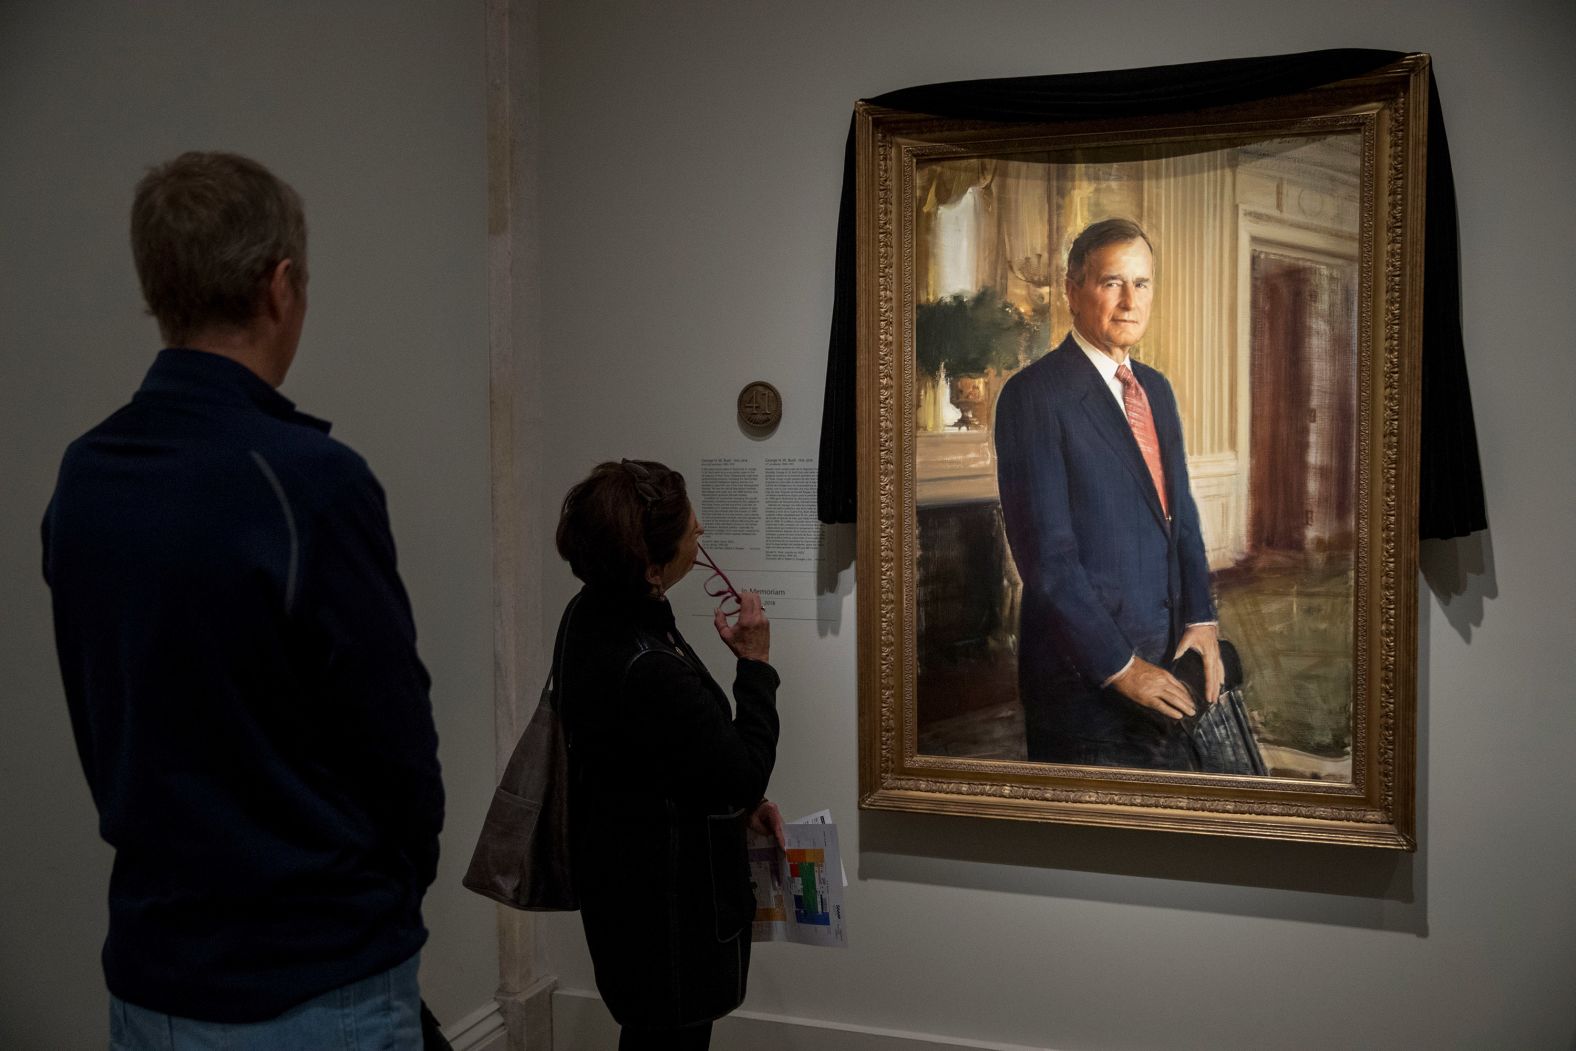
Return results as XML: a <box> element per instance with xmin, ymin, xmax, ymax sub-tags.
<box><xmin>109</xmin><ymin>952</ymin><xmax>423</xmax><ymax>1051</ymax></box>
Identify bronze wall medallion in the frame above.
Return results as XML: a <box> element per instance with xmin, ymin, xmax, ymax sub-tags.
<box><xmin>738</xmin><ymin>381</ymin><xmax>782</xmax><ymax>436</ymax></box>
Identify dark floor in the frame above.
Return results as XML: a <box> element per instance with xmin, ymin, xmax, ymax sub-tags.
<box><xmin>916</xmin><ymin>550</ymin><xmax>1355</xmax><ymax>780</ymax></box>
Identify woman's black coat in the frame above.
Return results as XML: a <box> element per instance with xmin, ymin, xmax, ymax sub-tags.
<box><xmin>557</xmin><ymin>586</ymin><xmax>779</xmax><ymax>1029</ymax></box>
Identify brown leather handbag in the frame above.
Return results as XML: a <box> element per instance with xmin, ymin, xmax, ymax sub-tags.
<box><xmin>463</xmin><ymin>595</ymin><xmax>580</xmax><ymax>911</ymax></box>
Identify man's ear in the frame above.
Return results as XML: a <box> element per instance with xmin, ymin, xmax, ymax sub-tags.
<box><xmin>264</xmin><ymin>259</ymin><xmax>298</xmax><ymax>322</ymax></box>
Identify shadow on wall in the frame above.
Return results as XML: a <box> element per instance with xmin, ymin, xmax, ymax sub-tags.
<box><xmin>859</xmin><ymin>808</ymin><xmax>1426</xmax><ymax>934</ymax></box>
<box><xmin>1420</xmin><ymin>527</ymin><xmax>1496</xmax><ymax>643</ymax></box>
<box><xmin>816</xmin><ymin>523</ymin><xmax>856</xmax><ymax>639</ymax></box>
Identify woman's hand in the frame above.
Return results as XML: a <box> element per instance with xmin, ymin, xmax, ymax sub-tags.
<box><xmin>714</xmin><ymin>590</ymin><xmax>770</xmax><ymax>663</ymax></box>
<box><xmin>747</xmin><ymin>799</ymin><xmax>785</xmax><ymax>850</ymax></box>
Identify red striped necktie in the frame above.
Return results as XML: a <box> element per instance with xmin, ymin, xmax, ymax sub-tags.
<box><xmin>1116</xmin><ymin>362</ymin><xmax>1169</xmax><ymax>518</ymax></box>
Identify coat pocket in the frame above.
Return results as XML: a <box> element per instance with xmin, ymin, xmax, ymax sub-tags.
<box><xmin>706</xmin><ymin>808</ymin><xmax>756</xmax><ymax>942</ymax></box>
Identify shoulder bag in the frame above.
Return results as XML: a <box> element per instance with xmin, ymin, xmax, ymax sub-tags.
<box><xmin>462</xmin><ymin>595</ymin><xmax>581</xmax><ymax>911</ymax></box>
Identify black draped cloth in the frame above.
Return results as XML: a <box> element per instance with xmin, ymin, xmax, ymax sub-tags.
<box><xmin>816</xmin><ymin>49</ymin><xmax>1486</xmax><ymax>540</ymax></box>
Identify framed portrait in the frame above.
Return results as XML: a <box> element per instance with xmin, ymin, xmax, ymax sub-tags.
<box><xmin>855</xmin><ymin>56</ymin><xmax>1428</xmax><ymax>848</ymax></box>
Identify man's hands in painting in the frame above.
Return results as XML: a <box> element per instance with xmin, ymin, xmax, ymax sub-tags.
<box><xmin>1111</xmin><ymin>623</ymin><xmax>1225</xmax><ymax>720</ymax></box>
<box><xmin>1173</xmin><ymin>622</ymin><xmax>1224</xmax><ymax>706</ymax></box>
<box><xmin>1110</xmin><ymin>658</ymin><xmax>1196</xmax><ymax>720</ymax></box>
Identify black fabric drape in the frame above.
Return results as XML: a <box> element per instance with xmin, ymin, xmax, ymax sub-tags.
<box><xmin>816</xmin><ymin>48</ymin><xmax>1486</xmax><ymax>540</ymax></box>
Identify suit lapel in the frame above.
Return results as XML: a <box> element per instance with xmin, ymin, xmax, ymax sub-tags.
<box><xmin>1068</xmin><ymin>345</ymin><xmax>1169</xmax><ymax>533</ymax></box>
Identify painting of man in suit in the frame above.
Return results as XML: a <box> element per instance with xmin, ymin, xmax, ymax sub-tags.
<box><xmin>993</xmin><ymin>218</ymin><xmax>1221</xmax><ymax>769</ymax></box>
<box><xmin>911</xmin><ymin>136</ymin><xmax>1362</xmax><ymax>778</ymax></box>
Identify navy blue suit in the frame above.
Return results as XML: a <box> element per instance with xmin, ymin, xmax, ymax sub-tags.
<box><xmin>994</xmin><ymin>334</ymin><xmax>1215</xmax><ymax>767</ymax></box>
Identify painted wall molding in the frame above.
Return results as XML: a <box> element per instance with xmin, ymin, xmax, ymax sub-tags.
<box><xmin>443</xmin><ymin>1000</ymin><xmax>509</xmax><ymax>1051</ymax></box>
<box><xmin>551</xmin><ymin>989</ymin><xmax>1066</xmax><ymax>1051</ymax></box>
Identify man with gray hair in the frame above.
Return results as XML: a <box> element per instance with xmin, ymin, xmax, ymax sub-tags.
<box><xmin>994</xmin><ymin>217</ymin><xmax>1222</xmax><ymax>770</ymax></box>
<box><xmin>43</xmin><ymin>152</ymin><xmax>443</xmax><ymax>1049</ymax></box>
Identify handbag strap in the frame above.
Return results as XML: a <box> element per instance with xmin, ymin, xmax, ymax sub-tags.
<box><xmin>543</xmin><ymin>591</ymin><xmax>583</xmax><ymax>715</ymax></box>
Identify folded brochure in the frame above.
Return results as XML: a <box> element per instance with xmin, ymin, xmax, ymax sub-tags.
<box><xmin>747</xmin><ymin>810</ymin><xmax>847</xmax><ymax>947</ymax></box>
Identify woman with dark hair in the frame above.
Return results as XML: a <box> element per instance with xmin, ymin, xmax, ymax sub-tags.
<box><xmin>555</xmin><ymin>459</ymin><xmax>781</xmax><ymax>1050</ymax></box>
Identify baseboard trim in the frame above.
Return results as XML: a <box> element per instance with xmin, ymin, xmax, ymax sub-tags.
<box><xmin>551</xmin><ymin>988</ymin><xmax>1058</xmax><ymax>1051</ymax></box>
<box><xmin>443</xmin><ymin>1000</ymin><xmax>508</xmax><ymax>1051</ymax></box>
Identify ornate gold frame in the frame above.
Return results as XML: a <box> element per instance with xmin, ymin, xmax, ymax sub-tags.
<box><xmin>855</xmin><ymin>56</ymin><xmax>1428</xmax><ymax>848</ymax></box>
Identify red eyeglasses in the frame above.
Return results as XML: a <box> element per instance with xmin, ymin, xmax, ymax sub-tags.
<box><xmin>694</xmin><ymin>542</ymin><xmax>741</xmax><ymax>617</ymax></box>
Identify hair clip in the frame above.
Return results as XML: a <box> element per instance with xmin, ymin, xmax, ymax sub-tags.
<box><xmin>620</xmin><ymin>459</ymin><xmax>661</xmax><ymax>505</ymax></box>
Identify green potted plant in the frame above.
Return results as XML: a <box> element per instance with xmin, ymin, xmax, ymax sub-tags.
<box><xmin>915</xmin><ymin>289</ymin><xmax>1041</xmax><ymax>429</ymax></box>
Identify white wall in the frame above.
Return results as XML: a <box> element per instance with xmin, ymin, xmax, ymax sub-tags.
<box><xmin>529</xmin><ymin>1</ymin><xmax>1576</xmax><ymax>1048</ymax></box>
<box><xmin>0</xmin><ymin>4</ymin><xmax>498</xmax><ymax>1047</ymax></box>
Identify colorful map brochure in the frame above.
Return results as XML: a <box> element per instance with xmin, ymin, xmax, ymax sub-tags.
<box><xmin>747</xmin><ymin>815</ymin><xmax>847</xmax><ymax>948</ymax></box>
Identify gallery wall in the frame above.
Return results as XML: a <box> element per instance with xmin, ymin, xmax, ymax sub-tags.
<box><xmin>0</xmin><ymin>4</ymin><xmax>498</xmax><ymax>1047</ymax></box>
<box><xmin>528</xmin><ymin>1</ymin><xmax>1576</xmax><ymax>1048</ymax></box>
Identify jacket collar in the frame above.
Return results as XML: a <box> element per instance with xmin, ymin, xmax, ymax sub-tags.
<box><xmin>634</xmin><ymin>593</ymin><xmax>678</xmax><ymax>634</ymax></box>
<box><xmin>134</xmin><ymin>348</ymin><xmax>332</xmax><ymax>434</ymax></box>
<box><xmin>581</xmin><ymin>584</ymin><xmax>678</xmax><ymax>633</ymax></box>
